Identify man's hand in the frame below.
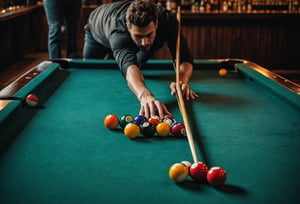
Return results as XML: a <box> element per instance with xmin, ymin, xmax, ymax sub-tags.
<box><xmin>170</xmin><ymin>81</ymin><xmax>199</xmax><ymax>100</ymax></box>
<box><xmin>125</xmin><ymin>65</ymin><xmax>171</xmax><ymax>118</ymax></box>
<box><xmin>139</xmin><ymin>92</ymin><xmax>170</xmax><ymax>119</ymax></box>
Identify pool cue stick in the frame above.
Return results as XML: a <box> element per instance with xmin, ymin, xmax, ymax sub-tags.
<box><xmin>174</xmin><ymin>6</ymin><xmax>199</xmax><ymax>164</ymax></box>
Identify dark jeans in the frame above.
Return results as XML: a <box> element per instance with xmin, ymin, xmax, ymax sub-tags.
<box><xmin>43</xmin><ymin>0</ymin><xmax>82</xmax><ymax>59</ymax></box>
<box><xmin>83</xmin><ymin>25</ymin><xmax>153</xmax><ymax>66</ymax></box>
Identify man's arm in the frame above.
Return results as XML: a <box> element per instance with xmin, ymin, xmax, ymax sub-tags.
<box><xmin>126</xmin><ymin>64</ymin><xmax>170</xmax><ymax>118</ymax></box>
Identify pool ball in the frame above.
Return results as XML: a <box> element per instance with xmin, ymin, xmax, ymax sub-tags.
<box><xmin>189</xmin><ymin>162</ymin><xmax>209</xmax><ymax>182</ymax></box>
<box><xmin>169</xmin><ymin>163</ymin><xmax>189</xmax><ymax>183</ymax></box>
<box><xmin>148</xmin><ymin>115</ymin><xmax>161</xmax><ymax>127</ymax></box>
<box><xmin>181</xmin><ymin>161</ymin><xmax>192</xmax><ymax>168</ymax></box>
<box><xmin>163</xmin><ymin>115</ymin><xmax>176</xmax><ymax>121</ymax></box>
<box><xmin>134</xmin><ymin>115</ymin><xmax>147</xmax><ymax>126</ymax></box>
<box><xmin>25</xmin><ymin>94</ymin><xmax>39</xmax><ymax>107</ymax></box>
<box><xmin>164</xmin><ymin>115</ymin><xmax>174</xmax><ymax>119</ymax></box>
<box><xmin>207</xmin><ymin>167</ymin><xmax>227</xmax><ymax>187</ymax></box>
<box><xmin>219</xmin><ymin>68</ymin><xmax>227</xmax><ymax>77</ymax></box>
<box><xmin>156</xmin><ymin>122</ymin><xmax>170</xmax><ymax>137</ymax></box>
<box><xmin>104</xmin><ymin>114</ymin><xmax>119</xmax><ymax>130</ymax></box>
<box><xmin>120</xmin><ymin>115</ymin><xmax>134</xmax><ymax>128</ymax></box>
<box><xmin>124</xmin><ymin>123</ymin><xmax>140</xmax><ymax>139</ymax></box>
<box><xmin>162</xmin><ymin>118</ymin><xmax>174</xmax><ymax>126</ymax></box>
<box><xmin>171</xmin><ymin>123</ymin><xmax>186</xmax><ymax>137</ymax></box>
<box><xmin>140</xmin><ymin>122</ymin><xmax>155</xmax><ymax>137</ymax></box>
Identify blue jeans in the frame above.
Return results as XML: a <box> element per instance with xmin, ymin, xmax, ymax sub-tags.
<box><xmin>43</xmin><ymin>0</ymin><xmax>82</xmax><ymax>59</ymax></box>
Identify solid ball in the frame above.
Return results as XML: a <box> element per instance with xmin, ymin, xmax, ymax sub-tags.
<box><xmin>134</xmin><ymin>115</ymin><xmax>147</xmax><ymax>126</ymax></box>
<box><xmin>189</xmin><ymin>162</ymin><xmax>209</xmax><ymax>182</ymax></box>
<box><xmin>207</xmin><ymin>167</ymin><xmax>227</xmax><ymax>187</ymax></box>
<box><xmin>120</xmin><ymin>115</ymin><xmax>134</xmax><ymax>129</ymax></box>
<box><xmin>156</xmin><ymin>122</ymin><xmax>170</xmax><ymax>137</ymax></box>
<box><xmin>104</xmin><ymin>114</ymin><xmax>119</xmax><ymax>130</ymax></box>
<box><xmin>171</xmin><ymin>123</ymin><xmax>186</xmax><ymax>137</ymax></box>
<box><xmin>124</xmin><ymin>123</ymin><xmax>140</xmax><ymax>139</ymax></box>
<box><xmin>219</xmin><ymin>68</ymin><xmax>227</xmax><ymax>77</ymax></box>
<box><xmin>140</xmin><ymin>122</ymin><xmax>155</xmax><ymax>137</ymax></box>
<box><xmin>25</xmin><ymin>94</ymin><xmax>39</xmax><ymax>107</ymax></box>
<box><xmin>169</xmin><ymin>163</ymin><xmax>189</xmax><ymax>183</ymax></box>
<box><xmin>148</xmin><ymin>115</ymin><xmax>161</xmax><ymax>127</ymax></box>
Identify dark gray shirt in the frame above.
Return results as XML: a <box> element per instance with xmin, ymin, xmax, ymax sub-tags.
<box><xmin>87</xmin><ymin>0</ymin><xmax>193</xmax><ymax>75</ymax></box>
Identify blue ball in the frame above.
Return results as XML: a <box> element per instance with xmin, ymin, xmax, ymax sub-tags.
<box><xmin>134</xmin><ymin>115</ymin><xmax>147</xmax><ymax>126</ymax></box>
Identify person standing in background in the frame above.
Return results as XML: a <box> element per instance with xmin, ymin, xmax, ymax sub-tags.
<box><xmin>43</xmin><ymin>0</ymin><xmax>82</xmax><ymax>59</ymax></box>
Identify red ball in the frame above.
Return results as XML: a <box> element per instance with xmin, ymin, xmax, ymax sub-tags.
<box><xmin>25</xmin><ymin>94</ymin><xmax>39</xmax><ymax>107</ymax></box>
<box><xmin>148</xmin><ymin>115</ymin><xmax>161</xmax><ymax>127</ymax></box>
<box><xmin>189</xmin><ymin>162</ymin><xmax>209</xmax><ymax>182</ymax></box>
<box><xmin>163</xmin><ymin>115</ymin><xmax>175</xmax><ymax>120</ymax></box>
<box><xmin>171</xmin><ymin>123</ymin><xmax>186</xmax><ymax>137</ymax></box>
<box><xmin>207</xmin><ymin>167</ymin><xmax>226</xmax><ymax>187</ymax></box>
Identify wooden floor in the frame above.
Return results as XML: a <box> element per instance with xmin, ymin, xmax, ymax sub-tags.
<box><xmin>1</xmin><ymin>52</ymin><xmax>299</xmax><ymax>93</ymax></box>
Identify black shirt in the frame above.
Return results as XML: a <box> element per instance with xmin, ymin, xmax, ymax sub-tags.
<box><xmin>87</xmin><ymin>0</ymin><xmax>193</xmax><ymax>75</ymax></box>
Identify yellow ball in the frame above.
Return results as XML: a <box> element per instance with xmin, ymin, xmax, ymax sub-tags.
<box><xmin>219</xmin><ymin>68</ymin><xmax>227</xmax><ymax>77</ymax></box>
<box><xmin>169</xmin><ymin>163</ymin><xmax>189</xmax><ymax>183</ymax></box>
<box><xmin>124</xmin><ymin>123</ymin><xmax>140</xmax><ymax>139</ymax></box>
<box><xmin>156</xmin><ymin>122</ymin><xmax>170</xmax><ymax>137</ymax></box>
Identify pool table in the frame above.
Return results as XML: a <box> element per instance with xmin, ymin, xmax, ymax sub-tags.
<box><xmin>0</xmin><ymin>59</ymin><xmax>299</xmax><ymax>204</ymax></box>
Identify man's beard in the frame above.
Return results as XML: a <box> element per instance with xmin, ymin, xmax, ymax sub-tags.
<box><xmin>139</xmin><ymin>44</ymin><xmax>151</xmax><ymax>51</ymax></box>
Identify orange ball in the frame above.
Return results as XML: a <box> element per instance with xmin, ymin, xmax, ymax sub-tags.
<box><xmin>219</xmin><ymin>68</ymin><xmax>227</xmax><ymax>77</ymax></box>
<box><xmin>156</xmin><ymin>122</ymin><xmax>170</xmax><ymax>137</ymax></box>
<box><xmin>124</xmin><ymin>123</ymin><xmax>140</xmax><ymax>139</ymax></box>
<box><xmin>169</xmin><ymin>163</ymin><xmax>189</xmax><ymax>183</ymax></box>
<box><xmin>104</xmin><ymin>114</ymin><xmax>119</xmax><ymax>130</ymax></box>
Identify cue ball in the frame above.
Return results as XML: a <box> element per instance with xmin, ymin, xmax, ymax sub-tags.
<box><xmin>207</xmin><ymin>167</ymin><xmax>227</xmax><ymax>187</ymax></box>
<box><xmin>25</xmin><ymin>94</ymin><xmax>39</xmax><ymax>107</ymax></box>
<box><xmin>156</xmin><ymin>122</ymin><xmax>170</xmax><ymax>137</ymax></box>
<box><xmin>189</xmin><ymin>162</ymin><xmax>209</xmax><ymax>182</ymax></box>
<box><xmin>169</xmin><ymin>163</ymin><xmax>189</xmax><ymax>183</ymax></box>
<box><xmin>140</xmin><ymin>122</ymin><xmax>155</xmax><ymax>137</ymax></box>
<box><xmin>219</xmin><ymin>68</ymin><xmax>227</xmax><ymax>77</ymax></box>
<box><xmin>104</xmin><ymin>114</ymin><xmax>119</xmax><ymax>130</ymax></box>
<box><xmin>171</xmin><ymin>123</ymin><xmax>186</xmax><ymax>137</ymax></box>
<box><xmin>120</xmin><ymin>115</ymin><xmax>134</xmax><ymax>129</ymax></box>
<box><xmin>124</xmin><ymin>123</ymin><xmax>141</xmax><ymax>139</ymax></box>
<box><xmin>181</xmin><ymin>161</ymin><xmax>192</xmax><ymax>168</ymax></box>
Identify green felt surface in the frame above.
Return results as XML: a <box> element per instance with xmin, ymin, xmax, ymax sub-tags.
<box><xmin>0</xmin><ymin>61</ymin><xmax>299</xmax><ymax>204</ymax></box>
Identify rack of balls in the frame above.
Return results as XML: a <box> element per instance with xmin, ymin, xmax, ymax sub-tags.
<box><xmin>103</xmin><ymin>114</ymin><xmax>185</xmax><ymax>139</ymax></box>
